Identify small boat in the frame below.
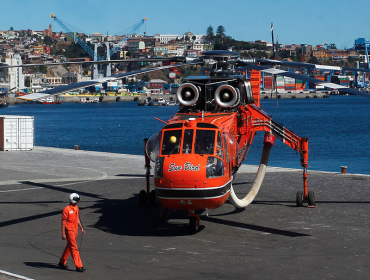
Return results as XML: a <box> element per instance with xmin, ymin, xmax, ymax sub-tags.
<box><xmin>158</xmin><ymin>97</ymin><xmax>167</xmax><ymax>105</ymax></box>
<box><xmin>39</xmin><ymin>97</ymin><xmax>62</xmax><ymax>104</ymax></box>
<box><xmin>137</xmin><ymin>98</ymin><xmax>152</xmax><ymax>106</ymax></box>
<box><xmin>0</xmin><ymin>100</ymin><xmax>8</xmax><ymax>108</ymax></box>
<box><xmin>42</xmin><ymin>100</ymin><xmax>62</xmax><ymax>104</ymax></box>
<box><xmin>166</xmin><ymin>100</ymin><xmax>179</xmax><ymax>106</ymax></box>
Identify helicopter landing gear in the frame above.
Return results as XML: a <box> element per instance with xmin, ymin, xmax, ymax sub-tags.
<box><xmin>296</xmin><ymin>190</ymin><xmax>316</xmax><ymax>207</ymax></box>
<box><xmin>296</xmin><ymin>190</ymin><xmax>304</xmax><ymax>207</ymax></box>
<box><xmin>296</xmin><ymin>161</ymin><xmax>316</xmax><ymax>207</ymax></box>
<box><xmin>139</xmin><ymin>138</ymin><xmax>156</xmax><ymax>206</ymax></box>
<box><xmin>189</xmin><ymin>213</ymin><xmax>200</xmax><ymax>234</ymax></box>
<box><xmin>307</xmin><ymin>191</ymin><xmax>315</xmax><ymax>207</ymax></box>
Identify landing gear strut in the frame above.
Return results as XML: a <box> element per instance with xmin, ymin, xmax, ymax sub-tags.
<box><xmin>139</xmin><ymin>138</ymin><xmax>156</xmax><ymax>206</ymax></box>
<box><xmin>296</xmin><ymin>139</ymin><xmax>316</xmax><ymax>207</ymax></box>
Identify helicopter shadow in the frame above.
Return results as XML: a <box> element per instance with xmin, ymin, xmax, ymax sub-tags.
<box><xmin>90</xmin><ymin>193</ymin><xmax>309</xmax><ymax>237</ymax></box>
<box><xmin>14</xmin><ymin>180</ymin><xmax>305</xmax><ymax>237</ymax></box>
<box><xmin>89</xmin><ymin>194</ymin><xmax>206</xmax><ymax>237</ymax></box>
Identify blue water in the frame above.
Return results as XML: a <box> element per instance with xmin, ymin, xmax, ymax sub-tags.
<box><xmin>3</xmin><ymin>95</ymin><xmax>370</xmax><ymax>175</ymax></box>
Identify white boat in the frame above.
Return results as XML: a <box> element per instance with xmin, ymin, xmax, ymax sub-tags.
<box><xmin>158</xmin><ymin>97</ymin><xmax>167</xmax><ymax>105</ymax></box>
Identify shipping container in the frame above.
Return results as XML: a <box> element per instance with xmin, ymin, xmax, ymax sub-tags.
<box><xmin>0</xmin><ymin>116</ymin><xmax>34</xmax><ymax>151</ymax></box>
<box><xmin>295</xmin><ymin>83</ymin><xmax>306</xmax><ymax>90</ymax></box>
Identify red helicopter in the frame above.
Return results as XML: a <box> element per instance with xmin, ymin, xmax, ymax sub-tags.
<box><xmin>142</xmin><ymin>50</ymin><xmax>312</xmax><ymax>234</ymax></box>
<box><xmin>13</xmin><ymin>50</ymin><xmax>370</xmax><ymax>234</ymax></box>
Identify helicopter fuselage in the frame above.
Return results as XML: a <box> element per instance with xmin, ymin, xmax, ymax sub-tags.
<box><xmin>153</xmin><ymin>111</ymin><xmax>247</xmax><ymax>212</ymax></box>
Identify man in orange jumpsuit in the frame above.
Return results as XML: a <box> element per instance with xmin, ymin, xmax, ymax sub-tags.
<box><xmin>58</xmin><ymin>193</ymin><xmax>86</xmax><ymax>272</ymax></box>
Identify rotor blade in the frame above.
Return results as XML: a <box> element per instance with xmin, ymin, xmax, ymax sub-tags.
<box><xmin>241</xmin><ymin>63</ymin><xmax>370</xmax><ymax>98</ymax></box>
<box><xmin>342</xmin><ymin>66</ymin><xmax>370</xmax><ymax>73</ymax></box>
<box><xmin>0</xmin><ymin>57</ymin><xmax>186</xmax><ymax>69</ymax></box>
<box><xmin>257</xmin><ymin>59</ymin><xmax>370</xmax><ymax>73</ymax></box>
<box><xmin>17</xmin><ymin>61</ymin><xmax>202</xmax><ymax>101</ymax></box>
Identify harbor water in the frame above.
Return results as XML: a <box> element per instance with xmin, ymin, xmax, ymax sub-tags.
<box><xmin>2</xmin><ymin>95</ymin><xmax>370</xmax><ymax>175</ymax></box>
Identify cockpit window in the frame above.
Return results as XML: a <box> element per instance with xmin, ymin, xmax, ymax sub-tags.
<box><xmin>216</xmin><ymin>132</ymin><xmax>224</xmax><ymax>159</ymax></box>
<box><xmin>195</xmin><ymin>130</ymin><xmax>215</xmax><ymax>155</ymax></box>
<box><xmin>161</xmin><ymin>130</ymin><xmax>182</xmax><ymax>155</ymax></box>
<box><xmin>182</xmin><ymin>129</ymin><xmax>193</xmax><ymax>154</ymax></box>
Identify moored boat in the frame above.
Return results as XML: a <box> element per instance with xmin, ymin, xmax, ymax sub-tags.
<box><xmin>39</xmin><ymin>97</ymin><xmax>62</xmax><ymax>104</ymax></box>
<box><xmin>0</xmin><ymin>100</ymin><xmax>8</xmax><ymax>108</ymax></box>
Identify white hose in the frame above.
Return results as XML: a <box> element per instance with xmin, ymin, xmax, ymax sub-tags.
<box><xmin>228</xmin><ymin>143</ymin><xmax>272</xmax><ymax>208</ymax></box>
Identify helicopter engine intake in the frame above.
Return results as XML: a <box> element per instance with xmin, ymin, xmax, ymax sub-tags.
<box><xmin>214</xmin><ymin>84</ymin><xmax>239</xmax><ymax>108</ymax></box>
<box><xmin>177</xmin><ymin>83</ymin><xmax>200</xmax><ymax>106</ymax></box>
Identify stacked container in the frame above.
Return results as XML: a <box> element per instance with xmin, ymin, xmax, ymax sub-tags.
<box><xmin>264</xmin><ymin>76</ymin><xmax>273</xmax><ymax>89</ymax></box>
<box><xmin>338</xmin><ymin>76</ymin><xmax>350</xmax><ymax>87</ymax></box>
<box><xmin>295</xmin><ymin>80</ymin><xmax>305</xmax><ymax>90</ymax></box>
<box><xmin>284</xmin><ymin>77</ymin><xmax>295</xmax><ymax>91</ymax></box>
<box><xmin>330</xmin><ymin>75</ymin><xmax>350</xmax><ymax>88</ymax></box>
<box><xmin>276</xmin><ymin>76</ymin><xmax>285</xmax><ymax>91</ymax></box>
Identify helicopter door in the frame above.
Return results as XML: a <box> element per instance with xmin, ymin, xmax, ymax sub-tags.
<box><xmin>206</xmin><ymin>131</ymin><xmax>224</xmax><ymax>178</ymax></box>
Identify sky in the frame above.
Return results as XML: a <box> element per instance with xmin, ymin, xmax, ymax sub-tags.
<box><xmin>2</xmin><ymin>0</ymin><xmax>370</xmax><ymax>50</ymax></box>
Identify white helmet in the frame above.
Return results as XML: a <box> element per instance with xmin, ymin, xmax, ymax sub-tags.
<box><xmin>69</xmin><ymin>193</ymin><xmax>80</xmax><ymax>204</ymax></box>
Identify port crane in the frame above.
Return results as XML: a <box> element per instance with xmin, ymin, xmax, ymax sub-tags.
<box><xmin>354</xmin><ymin>38</ymin><xmax>370</xmax><ymax>89</ymax></box>
<box><xmin>101</xmin><ymin>18</ymin><xmax>147</xmax><ymax>60</ymax></box>
<box><xmin>51</xmin><ymin>15</ymin><xmax>147</xmax><ymax>61</ymax></box>
<box><xmin>51</xmin><ymin>15</ymin><xmax>147</xmax><ymax>78</ymax></box>
<box><xmin>51</xmin><ymin>14</ymin><xmax>102</xmax><ymax>60</ymax></box>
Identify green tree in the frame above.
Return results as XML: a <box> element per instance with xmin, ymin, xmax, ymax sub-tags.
<box><xmin>10</xmin><ymin>26</ymin><xmax>14</xmax><ymax>31</ymax></box>
<box><xmin>214</xmin><ymin>26</ymin><xmax>227</xmax><ymax>49</ymax></box>
<box><xmin>142</xmin><ymin>74</ymin><xmax>150</xmax><ymax>82</ymax></box>
<box><xmin>216</xmin><ymin>25</ymin><xmax>226</xmax><ymax>42</ymax></box>
<box><xmin>43</xmin><ymin>35</ymin><xmax>53</xmax><ymax>46</ymax></box>
<box><xmin>216</xmin><ymin>25</ymin><xmax>226</xmax><ymax>38</ymax></box>
<box><xmin>50</xmin><ymin>47</ymin><xmax>57</xmax><ymax>56</ymax></box>
<box><xmin>206</xmin><ymin>25</ymin><xmax>214</xmax><ymax>44</ymax></box>
<box><xmin>308</xmin><ymin>55</ymin><xmax>319</xmax><ymax>64</ymax></box>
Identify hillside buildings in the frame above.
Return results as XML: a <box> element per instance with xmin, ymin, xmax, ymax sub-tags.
<box><xmin>0</xmin><ymin>26</ymin><xmax>368</xmax><ymax>94</ymax></box>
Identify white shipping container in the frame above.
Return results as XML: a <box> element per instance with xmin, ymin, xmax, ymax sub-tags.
<box><xmin>0</xmin><ymin>115</ymin><xmax>34</xmax><ymax>151</ymax></box>
<box><xmin>284</xmin><ymin>78</ymin><xmax>295</xmax><ymax>83</ymax></box>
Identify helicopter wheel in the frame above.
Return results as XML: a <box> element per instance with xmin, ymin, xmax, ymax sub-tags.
<box><xmin>139</xmin><ymin>190</ymin><xmax>147</xmax><ymax>205</ymax></box>
<box><xmin>189</xmin><ymin>216</ymin><xmax>198</xmax><ymax>235</ymax></box>
<box><xmin>150</xmin><ymin>190</ymin><xmax>157</xmax><ymax>206</ymax></box>
<box><xmin>296</xmin><ymin>190</ymin><xmax>304</xmax><ymax>207</ymax></box>
<box><xmin>308</xmin><ymin>191</ymin><xmax>315</xmax><ymax>206</ymax></box>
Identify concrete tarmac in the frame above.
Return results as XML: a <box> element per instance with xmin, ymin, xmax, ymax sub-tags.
<box><xmin>0</xmin><ymin>147</ymin><xmax>370</xmax><ymax>280</ymax></box>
